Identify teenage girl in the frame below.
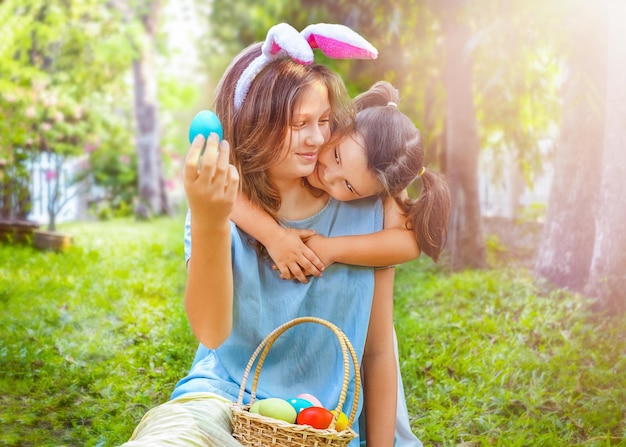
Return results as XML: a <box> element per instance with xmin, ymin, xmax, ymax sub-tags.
<box><xmin>123</xmin><ymin>24</ymin><xmax>397</xmax><ymax>447</ymax></box>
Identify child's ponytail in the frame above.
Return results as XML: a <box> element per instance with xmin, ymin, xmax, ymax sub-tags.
<box><xmin>400</xmin><ymin>169</ymin><xmax>450</xmax><ymax>262</ymax></box>
<box><xmin>355</xmin><ymin>81</ymin><xmax>451</xmax><ymax>262</ymax></box>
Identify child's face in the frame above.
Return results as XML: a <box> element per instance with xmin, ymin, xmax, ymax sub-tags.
<box><xmin>267</xmin><ymin>81</ymin><xmax>331</xmax><ymax>184</ymax></box>
<box><xmin>308</xmin><ymin>133</ymin><xmax>382</xmax><ymax>202</ymax></box>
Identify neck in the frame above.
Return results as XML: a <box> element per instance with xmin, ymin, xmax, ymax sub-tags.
<box><xmin>275</xmin><ymin>178</ymin><xmax>328</xmax><ymax>221</ymax></box>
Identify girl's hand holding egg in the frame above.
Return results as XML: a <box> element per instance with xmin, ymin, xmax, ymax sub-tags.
<box><xmin>184</xmin><ymin>110</ymin><xmax>238</xmax><ymax>224</ymax></box>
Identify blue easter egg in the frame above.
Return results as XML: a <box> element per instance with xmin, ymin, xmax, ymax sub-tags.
<box><xmin>287</xmin><ymin>397</ymin><xmax>314</xmax><ymax>415</ymax></box>
<box><xmin>188</xmin><ymin>110</ymin><xmax>223</xmax><ymax>143</ymax></box>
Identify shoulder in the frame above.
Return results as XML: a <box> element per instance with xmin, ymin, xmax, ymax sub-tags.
<box><xmin>331</xmin><ymin>197</ymin><xmax>384</xmax><ymax>232</ymax></box>
<box><xmin>383</xmin><ymin>196</ymin><xmax>407</xmax><ymax>229</ymax></box>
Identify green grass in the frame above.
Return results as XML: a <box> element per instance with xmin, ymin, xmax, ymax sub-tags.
<box><xmin>1</xmin><ymin>217</ymin><xmax>625</xmax><ymax>446</ymax></box>
<box><xmin>394</xmin><ymin>264</ymin><xmax>626</xmax><ymax>446</ymax></box>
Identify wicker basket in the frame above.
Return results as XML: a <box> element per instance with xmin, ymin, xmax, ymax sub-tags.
<box><xmin>231</xmin><ymin>317</ymin><xmax>361</xmax><ymax>447</ymax></box>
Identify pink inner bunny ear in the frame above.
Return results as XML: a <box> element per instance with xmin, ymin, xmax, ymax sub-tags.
<box><xmin>301</xmin><ymin>23</ymin><xmax>378</xmax><ymax>60</ymax></box>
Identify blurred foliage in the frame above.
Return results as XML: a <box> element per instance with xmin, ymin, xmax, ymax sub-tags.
<box><xmin>0</xmin><ymin>0</ymin><xmax>138</xmax><ymax>225</ymax></box>
<box><xmin>194</xmin><ymin>0</ymin><xmax>566</xmax><ymax>193</ymax></box>
<box><xmin>0</xmin><ymin>0</ymin><xmax>579</xmax><ymax>224</ymax></box>
<box><xmin>82</xmin><ymin>97</ymin><xmax>137</xmax><ymax>220</ymax></box>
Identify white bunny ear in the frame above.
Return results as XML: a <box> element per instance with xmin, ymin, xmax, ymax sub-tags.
<box><xmin>301</xmin><ymin>23</ymin><xmax>378</xmax><ymax>60</ymax></box>
<box><xmin>261</xmin><ymin>22</ymin><xmax>314</xmax><ymax>64</ymax></box>
<box><xmin>234</xmin><ymin>22</ymin><xmax>378</xmax><ymax>110</ymax></box>
<box><xmin>235</xmin><ymin>23</ymin><xmax>315</xmax><ymax>110</ymax></box>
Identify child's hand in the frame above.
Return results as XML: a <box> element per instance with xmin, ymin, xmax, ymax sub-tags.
<box><xmin>267</xmin><ymin>227</ymin><xmax>325</xmax><ymax>283</ymax></box>
<box><xmin>184</xmin><ymin>133</ymin><xmax>239</xmax><ymax>226</ymax></box>
<box><xmin>304</xmin><ymin>234</ymin><xmax>335</xmax><ymax>269</ymax></box>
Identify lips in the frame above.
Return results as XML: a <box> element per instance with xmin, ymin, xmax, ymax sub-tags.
<box><xmin>298</xmin><ymin>152</ymin><xmax>318</xmax><ymax>162</ymax></box>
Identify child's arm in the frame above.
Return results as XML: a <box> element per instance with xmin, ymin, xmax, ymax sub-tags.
<box><xmin>305</xmin><ymin>195</ymin><xmax>419</xmax><ymax>267</ymax></box>
<box><xmin>361</xmin><ymin>266</ymin><xmax>397</xmax><ymax>446</ymax></box>
<box><xmin>231</xmin><ymin>194</ymin><xmax>325</xmax><ymax>283</ymax></box>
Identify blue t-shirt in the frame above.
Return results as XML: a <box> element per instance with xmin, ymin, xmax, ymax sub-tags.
<box><xmin>174</xmin><ymin>197</ymin><xmax>383</xmax><ymax>444</ymax></box>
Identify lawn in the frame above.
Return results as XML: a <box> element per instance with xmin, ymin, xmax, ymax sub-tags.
<box><xmin>1</xmin><ymin>217</ymin><xmax>625</xmax><ymax>447</ymax></box>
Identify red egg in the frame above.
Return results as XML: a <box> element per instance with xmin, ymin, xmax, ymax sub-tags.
<box><xmin>296</xmin><ymin>406</ymin><xmax>334</xmax><ymax>429</ymax></box>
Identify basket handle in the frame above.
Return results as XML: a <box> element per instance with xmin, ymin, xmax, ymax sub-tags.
<box><xmin>236</xmin><ymin>316</ymin><xmax>361</xmax><ymax>430</ymax></box>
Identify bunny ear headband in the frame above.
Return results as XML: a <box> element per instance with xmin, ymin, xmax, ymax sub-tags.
<box><xmin>234</xmin><ymin>22</ymin><xmax>378</xmax><ymax>110</ymax></box>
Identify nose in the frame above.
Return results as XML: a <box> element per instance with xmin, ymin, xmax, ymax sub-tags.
<box><xmin>322</xmin><ymin>162</ymin><xmax>339</xmax><ymax>185</ymax></box>
<box><xmin>306</xmin><ymin>123</ymin><xmax>327</xmax><ymax>148</ymax></box>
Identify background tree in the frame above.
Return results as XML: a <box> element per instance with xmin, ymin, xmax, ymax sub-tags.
<box><xmin>112</xmin><ymin>0</ymin><xmax>170</xmax><ymax>218</ymax></box>
<box><xmin>585</xmin><ymin>0</ymin><xmax>626</xmax><ymax>313</ymax></box>
<box><xmin>436</xmin><ymin>0</ymin><xmax>486</xmax><ymax>269</ymax></box>
<box><xmin>535</xmin><ymin>0</ymin><xmax>607</xmax><ymax>291</ymax></box>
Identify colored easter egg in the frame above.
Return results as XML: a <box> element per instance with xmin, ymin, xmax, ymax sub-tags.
<box><xmin>258</xmin><ymin>397</ymin><xmax>297</xmax><ymax>424</ymax></box>
<box><xmin>249</xmin><ymin>400</ymin><xmax>262</xmax><ymax>414</ymax></box>
<box><xmin>296</xmin><ymin>406</ymin><xmax>334</xmax><ymax>429</ymax></box>
<box><xmin>296</xmin><ymin>393</ymin><xmax>323</xmax><ymax>407</ymax></box>
<box><xmin>287</xmin><ymin>397</ymin><xmax>314</xmax><ymax>414</ymax></box>
<box><xmin>188</xmin><ymin>110</ymin><xmax>223</xmax><ymax>143</ymax></box>
<box><xmin>334</xmin><ymin>411</ymin><xmax>349</xmax><ymax>431</ymax></box>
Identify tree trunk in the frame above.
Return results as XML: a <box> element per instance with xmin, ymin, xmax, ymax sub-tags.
<box><xmin>585</xmin><ymin>0</ymin><xmax>626</xmax><ymax>314</ymax></box>
<box><xmin>441</xmin><ymin>1</ymin><xmax>486</xmax><ymax>270</ymax></box>
<box><xmin>132</xmin><ymin>0</ymin><xmax>169</xmax><ymax>218</ymax></box>
<box><xmin>534</xmin><ymin>2</ymin><xmax>606</xmax><ymax>291</ymax></box>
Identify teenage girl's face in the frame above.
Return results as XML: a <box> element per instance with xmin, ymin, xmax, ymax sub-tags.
<box><xmin>267</xmin><ymin>81</ymin><xmax>331</xmax><ymax>184</ymax></box>
<box><xmin>308</xmin><ymin>133</ymin><xmax>382</xmax><ymax>202</ymax></box>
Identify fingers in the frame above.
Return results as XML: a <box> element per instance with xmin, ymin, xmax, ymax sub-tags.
<box><xmin>296</xmin><ymin>229</ymin><xmax>317</xmax><ymax>242</ymax></box>
<box><xmin>184</xmin><ymin>134</ymin><xmax>206</xmax><ymax>183</ymax></box>
<box><xmin>214</xmin><ymin>139</ymin><xmax>240</xmax><ymax>199</ymax></box>
<box><xmin>298</xmin><ymin>257</ymin><xmax>322</xmax><ymax>278</ymax></box>
<box><xmin>287</xmin><ymin>263</ymin><xmax>308</xmax><ymax>283</ymax></box>
<box><xmin>212</xmin><ymin>137</ymin><xmax>232</xmax><ymax>186</ymax></box>
<box><xmin>197</xmin><ymin>133</ymin><xmax>221</xmax><ymax>177</ymax></box>
<box><xmin>184</xmin><ymin>133</ymin><xmax>239</xmax><ymax>205</ymax></box>
<box><xmin>203</xmin><ymin>133</ymin><xmax>220</xmax><ymax>159</ymax></box>
<box><xmin>225</xmin><ymin>165</ymin><xmax>240</xmax><ymax>200</ymax></box>
<box><xmin>299</xmin><ymin>245</ymin><xmax>324</xmax><ymax>276</ymax></box>
<box><xmin>274</xmin><ymin>264</ymin><xmax>293</xmax><ymax>281</ymax></box>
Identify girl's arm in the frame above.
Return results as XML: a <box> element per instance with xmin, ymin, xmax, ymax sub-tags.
<box><xmin>361</xmin><ymin>266</ymin><xmax>397</xmax><ymax>446</ymax></box>
<box><xmin>231</xmin><ymin>194</ymin><xmax>325</xmax><ymax>283</ymax></box>
<box><xmin>183</xmin><ymin>135</ymin><xmax>239</xmax><ymax>349</ymax></box>
<box><xmin>306</xmin><ymin>195</ymin><xmax>419</xmax><ymax>267</ymax></box>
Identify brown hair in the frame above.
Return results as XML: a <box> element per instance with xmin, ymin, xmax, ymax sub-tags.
<box><xmin>213</xmin><ymin>42</ymin><xmax>354</xmax><ymax>222</ymax></box>
<box><xmin>354</xmin><ymin>81</ymin><xmax>450</xmax><ymax>262</ymax></box>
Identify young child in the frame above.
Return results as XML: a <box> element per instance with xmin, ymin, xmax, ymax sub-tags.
<box><xmin>123</xmin><ymin>23</ymin><xmax>398</xmax><ymax>447</ymax></box>
<box><xmin>232</xmin><ymin>81</ymin><xmax>450</xmax><ymax>282</ymax></box>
